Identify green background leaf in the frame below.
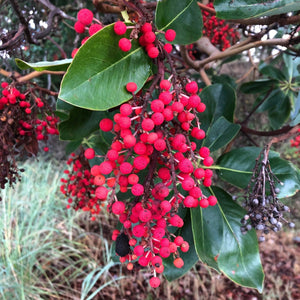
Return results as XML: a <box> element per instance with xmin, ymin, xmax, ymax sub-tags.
<box><xmin>217</xmin><ymin>147</ymin><xmax>300</xmax><ymax>198</ymax></box>
<box><xmin>214</xmin><ymin>0</ymin><xmax>300</xmax><ymax>20</ymax></box>
<box><xmin>192</xmin><ymin>187</ymin><xmax>264</xmax><ymax>292</ymax></box>
<box><xmin>203</xmin><ymin>117</ymin><xmax>240</xmax><ymax>152</ymax></box>
<box><xmin>199</xmin><ymin>83</ymin><xmax>236</xmax><ymax>132</ymax></box>
<box><xmin>59</xmin><ymin>24</ymin><xmax>152</xmax><ymax>111</ymax></box>
<box><xmin>239</xmin><ymin>79</ymin><xmax>278</xmax><ymax>94</ymax></box>
<box><xmin>15</xmin><ymin>58</ymin><xmax>72</xmax><ymax>71</ymax></box>
<box><xmin>155</xmin><ymin>0</ymin><xmax>203</xmax><ymax>45</ymax></box>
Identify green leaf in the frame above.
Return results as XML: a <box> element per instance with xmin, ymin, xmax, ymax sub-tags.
<box><xmin>155</xmin><ymin>0</ymin><xmax>203</xmax><ymax>45</ymax></box>
<box><xmin>203</xmin><ymin>117</ymin><xmax>240</xmax><ymax>152</ymax></box>
<box><xmin>163</xmin><ymin>210</ymin><xmax>199</xmax><ymax>281</ymax></box>
<box><xmin>239</xmin><ymin>79</ymin><xmax>278</xmax><ymax>94</ymax></box>
<box><xmin>200</xmin><ymin>83</ymin><xmax>236</xmax><ymax>132</ymax></box>
<box><xmin>15</xmin><ymin>58</ymin><xmax>72</xmax><ymax>71</ymax></box>
<box><xmin>259</xmin><ymin>64</ymin><xmax>286</xmax><ymax>81</ymax></box>
<box><xmin>56</xmin><ymin>98</ymin><xmax>113</xmax><ymax>141</ymax></box>
<box><xmin>217</xmin><ymin>147</ymin><xmax>300</xmax><ymax>198</ymax></box>
<box><xmin>192</xmin><ymin>187</ymin><xmax>264</xmax><ymax>292</ymax></box>
<box><xmin>59</xmin><ymin>24</ymin><xmax>152</xmax><ymax>111</ymax></box>
<box><xmin>214</xmin><ymin>0</ymin><xmax>300</xmax><ymax>20</ymax></box>
<box><xmin>290</xmin><ymin>91</ymin><xmax>300</xmax><ymax>126</ymax></box>
<box><xmin>212</xmin><ymin>74</ymin><xmax>237</xmax><ymax>90</ymax></box>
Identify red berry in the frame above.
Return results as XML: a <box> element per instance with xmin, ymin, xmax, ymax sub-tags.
<box><xmin>126</xmin><ymin>82</ymin><xmax>137</xmax><ymax>93</ymax></box>
<box><xmin>185</xmin><ymin>81</ymin><xmax>198</xmax><ymax>94</ymax></box>
<box><xmin>199</xmin><ymin>198</ymin><xmax>209</xmax><ymax>208</ymax></box>
<box><xmin>132</xmin><ymin>224</ymin><xmax>146</xmax><ymax>237</ymax></box>
<box><xmin>141</xmin><ymin>118</ymin><xmax>154</xmax><ymax>131</ymax></box>
<box><xmin>149</xmin><ymin>277</ymin><xmax>160</xmax><ymax>288</ymax></box>
<box><xmin>199</xmin><ymin>147</ymin><xmax>210</xmax><ymax>158</ymax></box>
<box><xmin>95</xmin><ymin>186</ymin><xmax>108</xmax><ymax>200</ymax></box>
<box><xmin>77</xmin><ymin>9</ymin><xmax>93</xmax><ymax>25</ymax></box>
<box><xmin>208</xmin><ymin>195</ymin><xmax>217</xmax><ymax>206</ymax></box>
<box><xmin>133</xmin><ymin>156</ymin><xmax>149</xmax><ymax>170</ymax></box>
<box><xmin>165</xmin><ymin>29</ymin><xmax>176</xmax><ymax>42</ymax></box>
<box><xmin>114</xmin><ymin>21</ymin><xmax>127</xmax><ymax>35</ymax></box>
<box><xmin>84</xmin><ymin>148</ymin><xmax>95</xmax><ymax>159</ymax></box>
<box><xmin>151</xmin><ymin>99</ymin><xmax>164</xmax><ymax>112</ymax></box>
<box><xmin>154</xmin><ymin>138</ymin><xmax>166</xmax><ymax>151</ymax></box>
<box><xmin>203</xmin><ymin>156</ymin><xmax>214</xmax><ymax>166</ymax></box>
<box><xmin>151</xmin><ymin>112</ymin><xmax>164</xmax><ymax>125</ymax></box>
<box><xmin>141</xmin><ymin>22</ymin><xmax>152</xmax><ymax>33</ymax></box>
<box><xmin>160</xmin><ymin>80</ymin><xmax>171</xmax><ymax>91</ymax></box>
<box><xmin>180</xmin><ymin>241</ymin><xmax>190</xmax><ymax>252</ymax></box>
<box><xmin>71</xmin><ymin>48</ymin><xmax>78</xmax><ymax>58</ymax></box>
<box><xmin>159</xmin><ymin>246</ymin><xmax>171</xmax><ymax>258</ymax></box>
<box><xmin>164</xmin><ymin>43</ymin><xmax>173</xmax><ymax>53</ymax></box>
<box><xmin>99</xmin><ymin>161</ymin><xmax>113</xmax><ymax>174</ymax></box>
<box><xmin>89</xmin><ymin>23</ymin><xmax>102</xmax><ymax>35</ymax></box>
<box><xmin>134</xmin><ymin>245</ymin><xmax>144</xmax><ymax>256</ymax></box>
<box><xmin>119</xmin><ymin>38</ymin><xmax>132</xmax><ymax>52</ymax></box>
<box><xmin>132</xmin><ymin>184</ymin><xmax>144</xmax><ymax>196</ymax></box>
<box><xmin>112</xmin><ymin>201</ymin><xmax>126</xmax><ymax>214</ymax></box>
<box><xmin>178</xmin><ymin>159</ymin><xmax>193</xmax><ymax>173</ymax></box>
<box><xmin>147</xmin><ymin>47</ymin><xmax>159</xmax><ymax>59</ymax></box>
<box><xmin>74</xmin><ymin>21</ymin><xmax>85</xmax><ymax>34</ymax></box>
<box><xmin>123</xmin><ymin>134</ymin><xmax>136</xmax><ymax>148</ymax></box>
<box><xmin>120</xmin><ymin>162</ymin><xmax>133</xmax><ymax>174</ymax></box>
<box><xmin>99</xmin><ymin>118</ymin><xmax>113</xmax><ymax>131</ymax></box>
<box><xmin>144</xmin><ymin>31</ymin><xmax>156</xmax><ymax>43</ymax></box>
<box><xmin>139</xmin><ymin>208</ymin><xmax>151</xmax><ymax>222</ymax></box>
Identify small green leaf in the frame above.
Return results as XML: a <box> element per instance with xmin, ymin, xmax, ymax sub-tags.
<box><xmin>290</xmin><ymin>92</ymin><xmax>300</xmax><ymax>126</ymax></box>
<box><xmin>217</xmin><ymin>147</ymin><xmax>300</xmax><ymax>198</ymax></box>
<box><xmin>15</xmin><ymin>58</ymin><xmax>72</xmax><ymax>71</ymax></box>
<box><xmin>59</xmin><ymin>24</ymin><xmax>152</xmax><ymax>111</ymax></box>
<box><xmin>155</xmin><ymin>0</ymin><xmax>203</xmax><ymax>45</ymax></box>
<box><xmin>214</xmin><ymin>0</ymin><xmax>300</xmax><ymax>20</ymax></box>
<box><xmin>203</xmin><ymin>117</ymin><xmax>240</xmax><ymax>152</ymax></box>
<box><xmin>200</xmin><ymin>83</ymin><xmax>236</xmax><ymax>132</ymax></box>
<box><xmin>259</xmin><ymin>64</ymin><xmax>286</xmax><ymax>81</ymax></box>
<box><xmin>163</xmin><ymin>210</ymin><xmax>199</xmax><ymax>281</ymax></box>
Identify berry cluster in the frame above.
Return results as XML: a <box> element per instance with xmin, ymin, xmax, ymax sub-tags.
<box><xmin>64</xmin><ymin>77</ymin><xmax>218</xmax><ymax>288</ymax></box>
<box><xmin>241</xmin><ymin>150</ymin><xmax>294</xmax><ymax>242</ymax></box>
<box><xmin>0</xmin><ymin>82</ymin><xmax>59</xmax><ymax>198</ymax></box>
<box><xmin>72</xmin><ymin>9</ymin><xmax>103</xmax><ymax>57</ymax></box>
<box><xmin>114</xmin><ymin>20</ymin><xmax>175</xmax><ymax>57</ymax></box>
<box><xmin>290</xmin><ymin>128</ymin><xmax>300</xmax><ymax>153</ymax></box>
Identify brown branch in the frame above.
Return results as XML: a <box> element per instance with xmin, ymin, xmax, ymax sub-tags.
<box><xmin>199</xmin><ymin>68</ymin><xmax>211</xmax><ymax>86</ymax></box>
<box><xmin>0</xmin><ymin>25</ymin><xmax>24</xmax><ymax>50</ymax></box>
<box><xmin>197</xmin><ymin>2</ymin><xmax>216</xmax><ymax>15</ymax></box>
<box><xmin>241</xmin><ymin>125</ymin><xmax>296</xmax><ymax>137</ymax></box>
<box><xmin>16</xmin><ymin>70</ymin><xmax>65</xmax><ymax>82</ymax></box>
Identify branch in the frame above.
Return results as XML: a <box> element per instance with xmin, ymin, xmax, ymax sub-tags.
<box><xmin>241</xmin><ymin>125</ymin><xmax>296</xmax><ymax>137</ymax></box>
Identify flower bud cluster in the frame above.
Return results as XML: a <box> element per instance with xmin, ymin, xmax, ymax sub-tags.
<box><xmin>0</xmin><ymin>82</ymin><xmax>59</xmax><ymax>198</ymax></box>
<box><xmin>61</xmin><ymin>78</ymin><xmax>218</xmax><ymax>287</ymax></box>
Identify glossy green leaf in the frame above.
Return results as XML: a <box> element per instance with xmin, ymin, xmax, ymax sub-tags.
<box><xmin>56</xmin><ymin>98</ymin><xmax>113</xmax><ymax>141</ymax></box>
<box><xmin>214</xmin><ymin>0</ymin><xmax>300</xmax><ymax>20</ymax></box>
<box><xmin>59</xmin><ymin>24</ymin><xmax>152</xmax><ymax>110</ymax></box>
<box><xmin>212</xmin><ymin>74</ymin><xmax>237</xmax><ymax>90</ymax></box>
<box><xmin>15</xmin><ymin>58</ymin><xmax>72</xmax><ymax>71</ymax></box>
<box><xmin>163</xmin><ymin>210</ymin><xmax>199</xmax><ymax>281</ymax></box>
<box><xmin>217</xmin><ymin>147</ymin><xmax>300</xmax><ymax>198</ymax></box>
<box><xmin>200</xmin><ymin>83</ymin><xmax>236</xmax><ymax>132</ymax></box>
<box><xmin>155</xmin><ymin>0</ymin><xmax>203</xmax><ymax>45</ymax></box>
<box><xmin>203</xmin><ymin>117</ymin><xmax>240</xmax><ymax>152</ymax></box>
<box><xmin>192</xmin><ymin>187</ymin><xmax>264</xmax><ymax>292</ymax></box>
<box><xmin>259</xmin><ymin>64</ymin><xmax>286</xmax><ymax>81</ymax></box>
<box><xmin>290</xmin><ymin>92</ymin><xmax>300</xmax><ymax>126</ymax></box>
<box><xmin>240</xmin><ymin>79</ymin><xmax>278</xmax><ymax>94</ymax></box>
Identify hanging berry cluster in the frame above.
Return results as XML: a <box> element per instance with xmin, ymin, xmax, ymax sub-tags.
<box><xmin>61</xmin><ymin>13</ymin><xmax>218</xmax><ymax>288</ymax></box>
<box><xmin>72</xmin><ymin>9</ymin><xmax>103</xmax><ymax>57</ymax></box>
<box><xmin>290</xmin><ymin>128</ymin><xmax>300</xmax><ymax>154</ymax></box>
<box><xmin>0</xmin><ymin>82</ymin><xmax>59</xmax><ymax>199</ymax></box>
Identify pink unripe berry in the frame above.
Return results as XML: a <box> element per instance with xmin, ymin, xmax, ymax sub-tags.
<box><xmin>149</xmin><ymin>277</ymin><xmax>160</xmax><ymax>288</ymax></box>
<box><xmin>165</xmin><ymin>29</ymin><xmax>176</xmax><ymax>42</ymax></box>
<box><xmin>114</xmin><ymin>21</ymin><xmax>127</xmax><ymax>35</ymax></box>
<box><xmin>126</xmin><ymin>82</ymin><xmax>137</xmax><ymax>93</ymax></box>
<box><xmin>132</xmin><ymin>184</ymin><xmax>144</xmax><ymax>196</ymax></box>
<box><xmin>84</xmin><ymin>148</ymin><xmax>95</xmax><ymax>159</ymax></box>
<box><xmin>77</xmin><ymin>9</ymin><xmax>93</xmax><ymax>25</ymax></box>
<box><xmin>119</xmin><ymin>38</ymin><xmax>132</xmax><ymax>52</ymax></box>
<box><xmin>99</xmin><ymin>118</ymin><xmax>113</xmax><ymax>131</ymax></box>
<box><xmin>74</xmin><ymin>21</ymin><xmax>85</xmax><ymax>34</ymax></box>
<box><xmin>112</xmin><ymin>201</ymin><xmax>126</xmax><ymax>214</ymax></box>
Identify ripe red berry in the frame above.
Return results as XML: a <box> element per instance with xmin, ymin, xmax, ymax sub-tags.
<box><xmin>132</xmin><ymin>224</ymin><xmax>146</xmax><ymax>237</ymax></box>
<box><xmin>126</xmin><ymin>82</ymin><xmax>137</xmax><ymax>93</ymax></box>
<box><xmin>74</xmin><ymin>21</ymin><xmax>85</xmax><ymax>34</ymax></box>
<box><xmin>119</xmin><ymin>38</ymin><xmax>132</xmax><ymax>52</ymax></box>
<box><xmin>185</xmin><ymin>81</ymin><xmax>198</xmax><ymax>94</ymax></box>
<box><xmin>120</xmin><ymin>162</ymin><xmax>133</xmax><ymax>174</ymax></box>
<box><xmin>203</xmin><ymin>156</ymin><xmax>214</xmax><ymax>167</ymax></box>
<box><xmin>133</xmin><ymin>156</ymin><xmax>149</xmax><ymax>170</ymax></box>
<box><xmin>77</xmin><ymin>9</ymin><xmax>93</xmax><ymax>26</ymax></box>
<box><xmin>165</xmin><ymin>29</ymin><xmax>176</xmax><ymax>42</ymax></box>
<box><xmin>159</xmin><ymin>246</ymin><xmax>171</xmax><ymax>258</ymax></box>
<box><xmin>147</xmin><ymin>47</ymin><xmax>159</xmax><ymax>59</ymax></box>
<box><xmin>149</xmin><ymin>277</ymin><xmax>160</xmax><ymax>288</ymax></box>
<box><xmin>199</xmin><ymin>147</ymin><xmax>210</xmax><ymax>158</ymax></box>
<box><xmin>132</xmin><ymin>184</ymin><xmax>144</xmax><ymax>196</ymax></box>
<box><xmin>84</xmin><ymin>148</ymin><xmax>95</xmax><ymax>159</ymax></box>
<box><xmin>141</xmin><ymin>118</ymin><xmax>155</xmax><ymax>131</ymax></box>
<box><xmin>134</xmin><ymin>245</ymin><xmax>144</xmax><ymax>256</ymax></box>
<box><xmin>154</xmin><ymin>138</ymin><xmax>166</xmax><ymax>151</ymax></box>
<box><xmin>89</xmin><ymin>24</ymin><xmax>102</xmax><ymax>36</ymax></box>
<box><xmin>99</xmin><ymin>118</ymin><xmax>113</xmax><ymax>131</ymax></box>
<box><xmin>95</xmin><ymin>186</ymin><xmax>108</xmax><ymax>200</ymax></box>
<box><xmin>160</xmin><ymin>80</ymin><xmax>171</xmax><ymax>91</ymax></box>
<box><xmin>99</xmin><ymin>161</ymin><xmax>113</xmax><ymax>174</ymax></box>
<box><xmin>178</xmin><ymin>159</ymin><xmax>193</xmax><ymax>173</ymax></box>
<box><xmin>139</xmin><ymin>208</ymin><xmax>152</xmax><ymax>222</ymax></box>
<box><xmin>151</xmin><ymin>99</ymin><xmax>164</xmax><ymax>112</ymax></box>
<box><xmin>112</xmin><ymin>201</ymin><xmax>126</xmax><ymax>214</ymax></box>
<box><xmin>199</xmin><ymin>198</ymin><xmax>209</xmax><ymax>208</ymax></box>
<box><xmin>114</xmin><ymin>21</ymin><xmax>127</xmax><ymax>35</ymax></box>
<box><xmin>180</xmin><ymin>241</ymin><xmax>190</xmax><ymax>252</ymax></box>
<box><xmin>208</xmin><ymin>195</ymin><xmax>217</xmax><ymax>206</ymax></box>
<box><xmin>141</xmin><ymin>22</ymin><xmax>152</xmax><ymax>33</ymax></box>
<box><xmin>163</xmin><ymin>43</ymin><xmax>173</xmax><ymax>53</ymax></box>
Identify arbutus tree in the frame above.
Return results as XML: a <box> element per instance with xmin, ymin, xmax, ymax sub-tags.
<box><xmin>1</xmin><ymin>0</ymin><xmax>300</xmax><ymax>293</ymax></box>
